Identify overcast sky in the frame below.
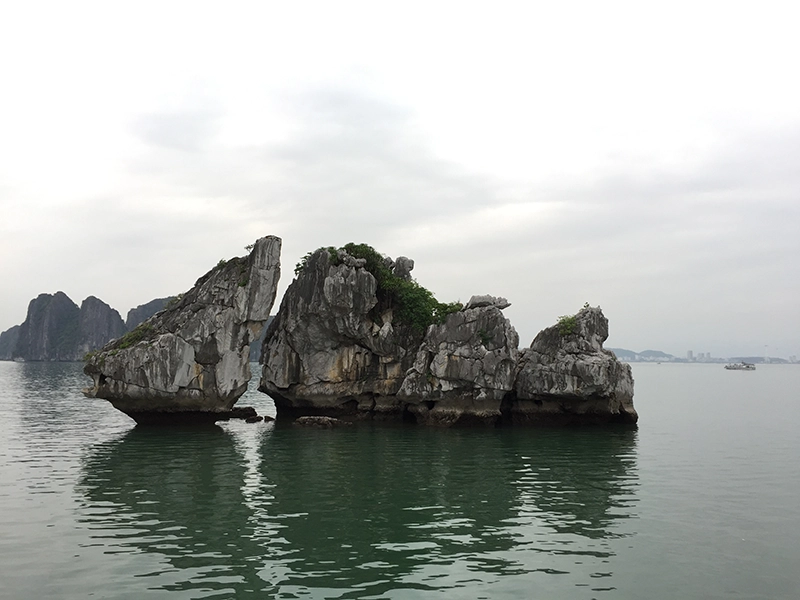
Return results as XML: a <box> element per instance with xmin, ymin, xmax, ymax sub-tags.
<box><xmin>1</xmin><ymin>1</ymin><xmax>798</xmax><ymax>358</ymax></box>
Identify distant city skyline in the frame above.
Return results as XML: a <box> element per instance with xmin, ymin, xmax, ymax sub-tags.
<box><xmin>609</xmin><ymin>347</ymin><xmax>798</xmax><ymax>364</ymax></box>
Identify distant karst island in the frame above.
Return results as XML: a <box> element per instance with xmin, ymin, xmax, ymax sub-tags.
<box><xmin>0</xmin><ymin>294</ymin><xmax>173</xmax><ymax>362</ymax></box>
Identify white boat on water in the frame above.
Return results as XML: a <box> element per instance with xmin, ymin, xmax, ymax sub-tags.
<box><xmin>724</xmin><ymin>362</ymin><xmax>756</xmax><ymax>371</ymax></box>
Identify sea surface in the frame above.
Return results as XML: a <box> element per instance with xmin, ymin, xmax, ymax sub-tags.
<box><xmin>1</xmin><ymin>361</ymin><xmax>798</xmax><ymax>599</ymax></box>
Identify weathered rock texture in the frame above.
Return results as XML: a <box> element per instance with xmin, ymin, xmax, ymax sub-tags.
<box><xmin>260</xmin><ymin>247</ymin><xmax>424</xmax><ymax>420</ymax></box>
<box><xmin>398</xmin><ymin>296</ymin><xmax>519</xmax><ymax>425</ymax></box>
<box><xmin>14</xmin><ymin>292</ymin><xmax>81</xmax><ymax>361</ymax></box>
<box><xmin>9</xmin><ymin>292</ymin><xmax>126</xmax><ymax>361</ymax></box>
<box><xmin>84</xmin><ymin>236</ymin><xmax>281</xmax><ymax>423</ymax></box>
<box><xmin>260</xmin><ymin>247</ymin><xmax>636</xmax><ymax>426</ymax></box>
<box><xmin>78</xmin><ymin>296</ymin><xmax>127</xmax><ymax>358</ymax></box>
<box><xmin>0</xmin><ymin>325</ymin><xmax>21</xmax><ymax>361</ymax></box>
<box><xmin>4</xmin><ymin>293</ymin><xmax>127</xmax><ymax>362</ymax></box>
<box><xmin>125</xmin><ymin>297</ymin><xmax>176</xmax><ymax>330</ymax></box>
<box><xmin>510</xmin><ymin>306</ymin><xmax>637</xmax><ymax>425</ymax></box>
<box><xmin>248</xmin><ymin>316</ymin><xmax>273</xmax><ymax>361</ymax></box>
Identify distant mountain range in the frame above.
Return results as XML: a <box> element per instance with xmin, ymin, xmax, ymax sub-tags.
<box><xmin>0</xmin><ymin>293</ymin><xmax>174</xmax><ymax>362</ymax></box>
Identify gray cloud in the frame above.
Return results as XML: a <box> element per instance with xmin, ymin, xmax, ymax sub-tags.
<box><xmin>1</xmin><ymin>87</ymin><xmax>798</xmax><ymax>359</ymax></box>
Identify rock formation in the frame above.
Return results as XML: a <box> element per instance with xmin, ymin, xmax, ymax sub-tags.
<box><xmin>84</xmin><ymin>236</ymin><xmax>281</xmax><ymax>423</ymax></box>
<box><xmin>260</xmin><ymin>244</ymin><xmax>636</xmax><ymax>426</ymax></box>
<box><xmin>4</xmin><ymin>293</ymin><xmax>126</xmax><ymax>362</ymax></box>
<box><xmin>260</xmin><ymin>246</ymin><xmax>424</xmax><ymax>420</ymax></box>
<box><xmin>13</xmin><ymin>292</ymin><xmax>81</xmax><ymax>361</ymax></box>
<box><xmin>125</xmin><ymin>297</ymin><xmax>176</xmax><ymax>330</ymax></box>
<box><xmin>398</xmin><ymin>295</ymin><xmax>519</xmax><ymax>425</ymax></box>
<box><xmin>510</xmin><ymin>306</ymin><xmax>637</xmax><ymax>424</ymax></box>
<box><xmin>77</xmin><ymin>296</ymin><xmax>127</xmax><ymax>358</ymax></box>
<box><xmin>0</xmin><ymin>325</ymin><xmax>20</xmax><ymax>361</ymax></box>
<box><xmin>248</xmin><ymin>316</ymin><xmax>273</xmax><ymax>361</ymax></box>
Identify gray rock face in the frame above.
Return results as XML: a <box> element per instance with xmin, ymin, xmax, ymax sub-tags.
<box><xmin>260</xmin><ymin>247</ymin><xmax>423</xmax><ymax>419</ymax></box>
<box><xmin>464</xmin><ymin>294</ymin><xmax>511</xmax><ymax>310</ymax></box>
<box><xmin>0</xmin><ymin>325</ymin><xmax>21</xmax><ymax>361</ymax></box>
<box><xmin>78</xmin><ymin>296</ymin><xmax>127</xmax><ymax>357</ymax></box>
<box><xmin>7</xmin><ymin>292</ymin><xmax>127</xmax><ymax>362</ymax></box>
<box><xmin>84</xmin><ymin>236</ymin><xmax>281</xmax><ymax>422</ymax></box>
<box><xmin>511</xmin><ymin>306</ymin><xmax>637</xmax><ymax>425</ymax></box>
<box><xmin>259</xmin><ymin>246</ymin><xmax>635</xmax><ymax>427</ymax></box>
<box><xmin>398</xmin><ymin>296</ymin><xmax>519</xmax><ymax>425</ymax></box>
<box><xmin>125</xmin><ymin>297</ymin><xmax>176</xmax><ymax>330</ymax></box>
<box><xmin>392</xmin><ymin>256</ymin><xmax>414</xmax><ymax>280</ymax></box>
<box><xmin>14</xmin><ymin>292</ymin><xmax>81</xmax><ymax>361</ymax></box>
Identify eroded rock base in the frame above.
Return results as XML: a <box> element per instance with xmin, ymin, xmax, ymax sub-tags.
<box><xmin>269</xmin><ymin>392</ymin><xmax>638</xmax><ymax>427</ymax></box>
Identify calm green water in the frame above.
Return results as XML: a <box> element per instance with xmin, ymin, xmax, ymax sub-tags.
<box><xmin>1</xmin><ymin>362</ymin><xmax>799</xmax><ymax>599</ymax></box>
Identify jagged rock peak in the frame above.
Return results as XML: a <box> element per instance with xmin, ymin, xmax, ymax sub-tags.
<box><xmin>5</xmin><ymin>292</ymin><xmax>128</xmax><ymax>362</ymax></box>
<box><xmin>14</xmin><ymin>292</ymin><xmax>80</xmax><ymax>361</ymax></box>
<box><xmin>381</xmin><ymin>255</ymin><xmax>415</xmax><ymax>280</ymax></box>
<box><xmin>512</xmin><ymin>306</ymin><xmax>637</xmax><ymax>425</ymax></box>
<box><xmin>78</xmin><ymin>296</ymin><xmax>126</xmax><ymax>357</ymax></box>
<box><xmin>464</xmin><ymin>294</ymin><xmax>511</xmax><ymax>310</ymax></box>
<box><xmin>260</xmin><ymin>244</ymin><xmax>424</xmax><ymax>418</ymax></box>
<box><xmin>84</xmin><ymin>236</ymin><xmax>282</xmax><ymax>423</ymax></box>
<box><xmin>398</xmin><ymin>300</ymin><xmax>520</xmax><ymax>426</ymax></box>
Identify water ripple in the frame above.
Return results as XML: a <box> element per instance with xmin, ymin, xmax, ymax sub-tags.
<box><xmin>18</xmin><ymin>361</ymin><xmax>800</xmax><ymax>598</ymax></box>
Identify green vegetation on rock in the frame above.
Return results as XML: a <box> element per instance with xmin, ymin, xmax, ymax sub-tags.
<box><xmin>297</xmin><ymin>243</ymin><xmax>462</xmax><ymax>332</ymax></box>
<box><xmin>117</xmin><ymin>322</ymin><xmax>156</xmax><ymax>349</ymax></box>
<box><xmin>237</xmin><ymin>260</ymin><xmax>249</xmax><ymax>287</ymax></box>
<box><xmin>340</xmin><ymin>243</ymin><xmax>462</xmax><ymax>332</ymax></box>
<box><xmin>557</xmin><ymin>314</ymin><xmax>578</xmax><ymax>336</ymax></box>
<box><xmin>164</xmin><ymin>294</ymin><xmax>183</xmax><ymax>310</ymax></box>
<box><xmin>295</xmin><ymin>246</ymin><xmax>337</xmax><ymax>276</ymax></box>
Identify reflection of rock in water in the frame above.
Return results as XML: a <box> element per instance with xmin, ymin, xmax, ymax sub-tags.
<box><xmin>259</xmin><ymin>425</ymin><xmax>639</xmax><ymax>594</ymax></box>
<box><xmin>259</xmin><ymin>426</ymin><xmax>522</xmax><ymax>593</ymax></box>
<box><xmin>77</xmin><ymin>426</ymin><xmax>266</xmax><ymax>596</ymax></box>
<box><xmin>504</xmin><ymin>428</ymin><xmax>639</xmax><ymax>539</ymax></box>
<box><xmin>76</xmin><ymin>422</ymin><xmax>638</xmax><ymax>597</ymax></box>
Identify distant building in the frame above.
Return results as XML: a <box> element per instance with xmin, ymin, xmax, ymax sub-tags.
<box><xmin>687</xmin><ymin>350</ymin><xmax>694</xmax><ymax>360</ymax></box>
